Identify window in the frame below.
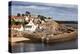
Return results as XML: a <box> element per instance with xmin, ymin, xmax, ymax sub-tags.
<box><xmin>25</xmin><ymin>25</ymin><xmax>32</xmax><ymax>28</ymax></box>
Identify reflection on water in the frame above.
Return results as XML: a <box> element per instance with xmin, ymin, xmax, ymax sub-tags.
<box><xmin>12</xmin><ymin>39</ymin><xmax>78</xmax><ymax>53</ymax></box>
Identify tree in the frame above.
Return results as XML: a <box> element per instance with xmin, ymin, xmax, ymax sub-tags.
<box><xmin>37</xmin><ymin>15</ymin><xmax>41</xmax><ymax>18</ymax></box>
<box><xmin>22</xmin><ymin>14</ymin><xmax>25</xmax><ymax>16</ymax></box>
<box><xmin>48</xmin><ymin>17</ymin><xmax>52</xmax><ymax>19</ymax></box>
<box><xmin>44</xmin><ymin>17</ymin><xmax>47</xmax><ymax>19</ymax></box>
<box><xmin>11</xmin><ymin>19</ymin><xmax>15</xmax><ymax>25</ymax></box>
<box><xmin>17</xmin><ymin>13</ymin><xmax>21</xmax><ymax>16</ymax></box>
<box><xmin>37</xmin><ymin>15</ymin><xmax>45</xmax><ymax>21</ymax></box>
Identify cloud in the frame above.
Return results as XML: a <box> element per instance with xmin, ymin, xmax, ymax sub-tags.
<box><xmin>12</xmin><ymin>5</ymin><xmax>52</xmax><ymax>10</ymax></box>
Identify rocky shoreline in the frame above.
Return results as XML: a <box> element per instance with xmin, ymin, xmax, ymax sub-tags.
<box><xmin>9</xmin><ymin>20</ymin><xmax>78</xmax><ymax>45</ymax></box>
<box><xmin>9</xmin><ymin>12</ymin><xmax>78</xmax><ymax>45</ymax></box>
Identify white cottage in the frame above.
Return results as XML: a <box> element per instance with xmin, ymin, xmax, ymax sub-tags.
<box><xmin>12</xmin><ymin>16</ymin><xmax>24</xmax><ymax>22</ymax></box>
<box><xmin>25</xmin><ymin>16</ymin><xmax>29</xmax><ymax>21</ymax></box>
<box><xmin>11</xmin><ymin>24</ymin><xmax>24</xmax><ymax>31</ymax></box>
<box><xmin>24</xmin><ymin>19</ymin><xmax>38</xmax><ymax>32</ymax></box>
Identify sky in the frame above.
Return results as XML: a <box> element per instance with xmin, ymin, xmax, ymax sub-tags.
<box><xmin>9</xmin><ymin>1</ymin><xmax>78</xmax><ymax>21</ymax></box>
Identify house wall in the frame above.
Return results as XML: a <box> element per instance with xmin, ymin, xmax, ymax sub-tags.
<box><xmin>24</xmin><ymin>20</ymin><xmax>38</xmax><ymax>32</ymax></box>
<box><xmin>14</xmin><ymin>18</ymin><xmax>24</xmax><ymax>22</ymax></box>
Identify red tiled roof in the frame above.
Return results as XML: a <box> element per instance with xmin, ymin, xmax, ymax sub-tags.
<box><xmin>10</xmin><ymin>16</ymin><xmax>25</xmax><ymax>19</ymax></box>
<box><xmin>11</xmin><ymin>25</ymin><xmax>22</xmax><ymax>29</ymax></box>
